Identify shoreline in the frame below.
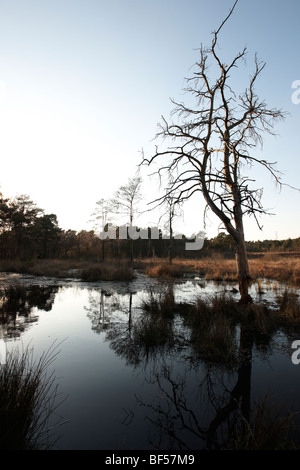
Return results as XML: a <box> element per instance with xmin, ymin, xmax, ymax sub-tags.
<box><xmin>0</xmin><ymin>253</ymin><xmax>299</xmax><ymax>287</ymax></box>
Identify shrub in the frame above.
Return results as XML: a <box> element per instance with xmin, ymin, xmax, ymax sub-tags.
<box><xmin>276</xmin><ymin>289</ymin><xmax>300</xmax><ymax>321</ymax></box>
<box><xmin>144</xmin><ymin>262</ymin><xmax>183</xmax><ymax>278</ymax></box>
<box><xmin>81</xmin><ymin>262</ymin><xmax>134</xmax><ymax>281</ymax></box>
<box><xmin>141</xmin><ymin>286</ymin><xmax>176</xmax><ymax>317</ymax></box>
<box><xmin>184</xmin><ymin>295</ymin><xmax>238</xmax><ymax>366</ymax></box>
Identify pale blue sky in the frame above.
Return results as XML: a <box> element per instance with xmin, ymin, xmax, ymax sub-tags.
<box><xmin>0</xmin><ymin>0</ymin><xmax>299</xmax><ymax>241</ymax></box>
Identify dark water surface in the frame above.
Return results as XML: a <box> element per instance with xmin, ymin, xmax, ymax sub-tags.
<box><xmin>0</xmin><ymin>271</ymin><xmax>300</xmax><ymax>450</ymax></box>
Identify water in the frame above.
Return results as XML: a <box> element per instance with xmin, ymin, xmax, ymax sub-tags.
<box><xmin>0</xmin><ymin>271</ymin><xmax>300</xmax><ymax>450</ymax></box>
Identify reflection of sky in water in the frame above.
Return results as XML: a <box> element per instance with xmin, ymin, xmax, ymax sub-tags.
<box><xmin>1</xmin><ymin>272</ymin><xmax>300</xmax><ymax>450</ymax></box>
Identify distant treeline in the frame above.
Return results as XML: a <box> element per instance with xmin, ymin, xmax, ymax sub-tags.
<box><xmin>0</xmin><ymin>192</ymin><xmax>299</xmax><ymax>261</ymax></box>
<box><xmin>205</xmin><ymin>232</ymin><xmax>300</xmax><ymax>256</ymax></box>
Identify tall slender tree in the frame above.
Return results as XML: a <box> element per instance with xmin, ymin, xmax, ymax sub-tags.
<box><xmin>112</xmin><ymin>175</ymin><xmax>142</xmax><ymax>226</ymax></box>
<box><xmin>112</xmin><ymin>174</ymin><xmax>142</xmax><ymax>262</ymax></box>
<box><xmin>90</xmin><ymin>198</ymin><xmax>114</xmax><ymax>261</ymax></box>
<box><xmin>159</xmin><ymin>184</ymin><xmax>183</xmax><ymax>264</ymax></box>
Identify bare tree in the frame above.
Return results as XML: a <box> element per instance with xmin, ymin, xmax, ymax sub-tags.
<box><xmin>142</xmin><ymin>0</ymin><xmax>287</xmax><ymax>303</ymax></box>
<box><xmin>159</xmin><ymin>190</ymin><xmax>183</xmax><ymax>264</ymax></box>
<box><xmin>90</xmin><ymin>198</ymin><xmax>114</xmax><ymax>261</ymax></box>
<box><xmin>112</xmin><ymin>175</ymin><xmax>142</xmax><ymax>226</ymax></box>
<box><xmin>112</xmin><ymin>174</ymin><xmax>142</xmax><ymax>262</ymax></box>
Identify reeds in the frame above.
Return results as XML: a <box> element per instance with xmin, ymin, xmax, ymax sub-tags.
<box><xmin>143</xmin><ymin>262</ymin><xmax>184</xmax><ymax>278</ymax></box>
<box><xmin>249</xmin><ymin>254</ymin><xmax>300</xmax><ymax>287</ymax></box>
<box><xmin>1</xmin><ymin>252</ymin><xmax>300</xmax><ymax>285</ymax></box>
<box><xmin>80</xmin><ymin>261</ymin><xmax>134</xmax><ymax>281</ymax></box>
<box><xmin>226</xmin><ymin>393</ymin><xmax>299</xmax><ymax>450</ymax></box>
<box><xmin>140</xmin><ymin>285</ymin><xmax>290</xmax><ymax>365</ymax></box>
<box><xmin>0</xmin><ymin>259</ymin><xmax>80</xmax><ymax>278</ymax></box>
<box><xmin>141</xmin><ymin>286</ymin><xmax>240</xmax><ymax>366</ymax></box>
<box><xmin>0</xmin><ymin>341</ymin><xmax>65</xmax><ymax>450</ymax></box>
<box><xmin>141</xmin><ymin>286</ymin><xmax>175</xmax><ymax>316</ymax></box>
<box><xmin>276</xmin><ymin>289</ymin><xmax>300</xmax><ymax>322</ymax></box>
<box><xmin>0</xmin><ymin>259</ymin><xmax>135</xmax><ymax>282</ymax></box>
<box><xmin>136</xmin><ymin>253</ymin><xmax>300</xmax><ymax>286</ymax></box>
<box><xmin>133</xmin><ymin>314</ymin><xmax>175</xmax><ymax>354</ymax></box>
<box><xmin>182</xmin><ymin>293</ymin><xmax>239</xmax><ymax>365</ymax></box>
<box><xmin>132</xmin><ymin>286</ymin><xmax>177</xmax><ymax>358</ymax></box>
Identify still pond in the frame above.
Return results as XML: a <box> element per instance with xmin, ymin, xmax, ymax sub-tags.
<box><xmin>0</xmin><ymin>270</ymin><xmax>300</xmax><ymax>450</ymax></box>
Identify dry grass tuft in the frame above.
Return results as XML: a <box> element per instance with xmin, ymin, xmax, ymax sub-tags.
<box><xmin>0</xmin><ymin>259</ymin><xmax>135</xmax><ymax>282</ymax></box>
<box><xmin>143</xmin><ymin>262</ymin><xmax>184</xmax><ymax>278</ymax></box>
<box><xmin>249</xmin><ymin>254</ymin><xmax>300</xmax><ymax>287</ymax></box>
<box><xmin>136</xmin><ymin>253</ymin><xmax>300</xmax><ymax>287</ymax></box>
<box><xmin>226</xmin><ymin>393</ymin><xmax>299</xmax><ymax>450</ymax></box>
<box><xmin>80</xmin><ymin>262</ymin><xmax>134</xmax><ymax>282</ymax></box>
<box><xmin>135</xmin><ymin>286</ymin><xmax>177</xmax><ymax>355</ymax></box>
<box><xmin>1</xmin><ymin>252</ymin><xmax>300</xmax><ymax>286</ymax></box>
<box><xmin>0</xmin><ymin>342</ymin><xmax>64</xmax><ymax>450</ymax></box>
<box><xmin>179</xmin><ymin>292</ymin><xmax>239</xmax><ymax>365</ymax></box>
<box><xmin>275</xmin><ymin>289</ymin><xmax>300</xmax><ymax>322</ymax></box>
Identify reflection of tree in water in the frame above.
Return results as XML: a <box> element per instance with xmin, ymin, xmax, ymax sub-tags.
<box><xmin>85</xmin><ymin>289</ymin><xmax>143</xmax><ymax>366</ymax></box>
<box><xmin>85</xmin><ymin>284</ymin><xmax>299</xmax><ymax>449</ymax></box>
<box><xmin>131</xmin><ymin>325</ymin><xmax>253</xmax><ymax>450</ymax></box>
<box><xmin>85</xmin><ymin>285</ymin><xmax>187</xmax><ymax>367</ymax></box>
<box><xmin>84</xmin><ymin>289</ymin><xmax>134</xmax><ymax>332</ymax></box>
<box><xmin>0</xmin><ymin>284</ymin><xmax>58</xmax><ymax>339</ymax></box>
<box><xmin>136</xmin><ymin>326</ymin><xmax>297</xmax><ymax>450</ymax></box>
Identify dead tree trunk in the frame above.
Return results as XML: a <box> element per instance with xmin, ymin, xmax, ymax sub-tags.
<box><xmin>142</xmin><ymin>0</ymin><xmax>286</xmax><ymax>305</ymax></box>
<box><xmin>233</xmin><ymin>202</ymin><xmax>252</xmax><ymax>303</ymax></box>
<box><xmin>234</xmin><ymin>232</ymin><xmax>252</xmax><ymax>304</ymax></box>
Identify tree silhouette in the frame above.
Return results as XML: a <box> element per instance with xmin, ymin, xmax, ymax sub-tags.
<box><xmin>111</xmin><ymin>174</ymin><xmax>142</xmax><ymax>262</ymax></box>
<box><xmin>142</xmin><ymin>0</ymin><xmax>287</xmax><ymax>303</ymax></box>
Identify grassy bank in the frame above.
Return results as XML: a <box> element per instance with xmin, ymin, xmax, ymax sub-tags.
<box><xmin>0</xmin><ymin>342</ymin><xmax>63</xmax><ymax>450</ymax></box>
<box><xmin>0</xmin><ymin>252</ymin><xmax>299</xmax><ymax>286</ymax></box>
<box><xmin>136</xmin><ymin>253</ymin><xmax>300</xmax><ymax>286</ymax></box>
<box><xmin>140</xmin><ymin>283</ymin><xmax>300</xmax><ymax>364</ymax></box>
<box><xmin>0</xmin><ymin>259</ymin><xmax>134</xmax><ymax>282</ymax></box>
<box><xmin>138</xmin><ymin>285</ymin><xmax>300</xmax><ymax>449</ymax></box>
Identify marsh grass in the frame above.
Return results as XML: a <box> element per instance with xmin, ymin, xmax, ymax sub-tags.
<box><xmin>250</xmin><ymin>255</ymin><xmax>300</xmax><ymax>287</ymax></box>
<box><xmin>143</xmin><ymin>262</ymin><xmax>184</xmax><ymax>278</ymax></box>
<box><xmin>1</xmin><ymin>252</ymin><xmax>300</xmax><ymax>285</ymax></box>
<box><xmin>136</xmin><ymin>286</ymin><xmax>176</xmax><ymax>353</ymax></box>
<box><xmin>0</xmin><ymin>259</ymin><xmax>80</xmax><ymax>278</ymax></box>
<box><xmin>141</xmin><ymin>287</ymin><xmax>240</xmax><ymax>365</ymax></box>
<box><xmin>183</xmin><ymin>293</ymin><xmax>239</xmax><ymax>365</ymax></box>
<box><xmin>133</xmin><ymin>315</ymin><xmax>175</xmax><ymax>354</ymax></box>
<box><xmin>226</xmin><ymin>393</ymin><xmax>299</xmax><ymax>450</ymax></box>
<box><xmin>0</xmin><ymin>259</ymin><xmax>134</xmax><ymax>282</ymax></box>
<box><xmin>0</xmin><ymin>341</ymin><xmax>65</xmax><ymax>450</ymax></box>
<box><xmin>275</xmin><ymin>289</ymin><xmax>300</xmax><ymax>322</ymax></box>
<box><xmin>136</xmin><ymin>253</ymin><xmax>300</xmax><ymax>286</ymax></box>
<box><xmin>80</xmin><ymin>261</ymin><xmax>134</xmax><ymax>282</ymax></box>
<box><xmin>138</xmin><ymin>286</ymin><xmax>300</xmax><ymax>449</ymax></box>
<box><xmin>140</xmin><ymin>285</ymin><xmax>296</xmax><ymax>366</ymax></box>
<box><xmin>141</xmin><ymin>285</ymin><xmax>175</xmax><ymax>316</ymax></box>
